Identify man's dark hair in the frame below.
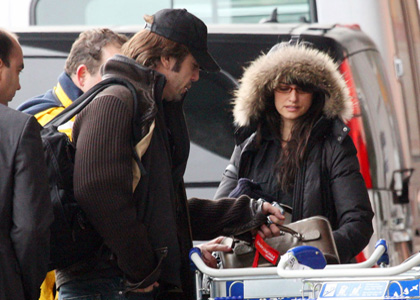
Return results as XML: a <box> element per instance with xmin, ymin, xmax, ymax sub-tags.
<box><xmin>0</xmin><ymin>29</ymin><xmax>18</xmax><ymax>67</ymax></box>
<box><xmin>65</xmin><ymin>28</ymin><xmax>128</xmax><ymax>76</ymax></box>
<box><xmin>122</xmin><ymin>15</ymin><xmax>190</xmax><ymax>71</ymax></box>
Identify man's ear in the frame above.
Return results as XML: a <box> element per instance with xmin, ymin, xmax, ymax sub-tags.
<box><xmin>160</xmin><ymin>56</ymin><xmax>172</xmax><ymax>70</ymax></box>
<box><xmin>75</xmin><ymin>64</ymin><xmax>88</xmax><ymax>88</ymax></box>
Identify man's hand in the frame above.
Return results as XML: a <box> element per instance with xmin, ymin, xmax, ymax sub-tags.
<box><xmin>257</xmin><ymin>202</ymin><xmax>285</xmax><ymax>239</ymax></box>
<box><xmin>197</xmin><ymin>236</ymin><xmax>232</xmax><ymax>268</ymax></box>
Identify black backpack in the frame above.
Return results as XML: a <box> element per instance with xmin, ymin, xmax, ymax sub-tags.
<box><xmin>41</xmin><ymin>77</ymin><xmax>140</xmax><ymax>270</ymax></box>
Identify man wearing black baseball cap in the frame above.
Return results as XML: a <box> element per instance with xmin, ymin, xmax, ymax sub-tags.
<box><xmin>145</xmin><ymin>8</ymin><xmax>220</xmax><ymax>72</ymax></box>
<box><xmin>56</xmin><ymin>8</ymin><xmax>284</xmax><ymax>300</ymax></box>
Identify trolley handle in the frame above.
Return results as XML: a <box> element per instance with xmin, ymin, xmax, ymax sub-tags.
<box><xmin>276</xmin><ymin>251</ymin><xmax>420</xmax><ymax>278</ymax></box>
<box><xmin>188</xmin><ymin>239</ymin><xmax>407</xmax><ymax>280</ymax></box>
<box><xmin>189</xmin><ymin>247</ymin><xmax>279</xmax><ymax>277</ymax></box>
<box><xmin>325</xmin><ymin>239</ymin><xmax>388</xmax><ymax>269</ymax></box>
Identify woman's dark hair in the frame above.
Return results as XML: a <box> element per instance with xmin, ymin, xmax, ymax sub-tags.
<box><xmin>258</xmin><ymin>85</ymin><xmax>326</xmax><ymax>192</ymax></box>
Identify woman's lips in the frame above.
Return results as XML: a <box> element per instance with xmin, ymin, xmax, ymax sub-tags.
<box><xmin>285</xmin><ymin>106</ymin><xmax>299</xmax><ymax>111</ymax></box>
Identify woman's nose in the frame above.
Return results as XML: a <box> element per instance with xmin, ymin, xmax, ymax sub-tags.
<box><xmin>289</xmin><ymin>89</ymin><xmax>298</xmax><ymax>101</ymax></box>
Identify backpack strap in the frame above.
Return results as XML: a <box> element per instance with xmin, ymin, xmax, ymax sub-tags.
<box><xmin>45</xmin><ymin>77</ymin><xmax>138</xmax><ymax>128</ymax></box>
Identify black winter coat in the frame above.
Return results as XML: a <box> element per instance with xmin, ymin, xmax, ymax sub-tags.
<box><xmin>215</xmin><ymin>117</ymin><xmax>374</xmax><ymax>263</ymax></box>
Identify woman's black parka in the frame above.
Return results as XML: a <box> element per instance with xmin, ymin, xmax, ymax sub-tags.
<box><xmin>215</xmin><ymin>44</ymin><xmax>374</xmax><ymax>263</ymax></box>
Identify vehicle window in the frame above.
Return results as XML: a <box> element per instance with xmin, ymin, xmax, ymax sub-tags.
<box><xmin>31</xmin><ymin>0</ymin><xmax>311</xmax><ymax>25</ymax></box>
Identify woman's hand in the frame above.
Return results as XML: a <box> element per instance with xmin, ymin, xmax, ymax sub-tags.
<box><xmin>197</xmin><ymin>236</ymin><xmax>232</xmax><ymax>268</ymax></box>
<box><xmin>257</xmin><ymin>202</ymin><xmax>285</xmax><ymax>239</ymax></box>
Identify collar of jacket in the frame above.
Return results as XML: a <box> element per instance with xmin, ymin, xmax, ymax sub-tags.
<box><xmin>102</xmin><ymin>54</ymin><xmax>166</xmax><ymax>104</ymax></box>
<box><xmin>329</xmin><ymin>117</ymin><xmax>350</xmax><ymax>144</ymax></box>
<box><xmin>311</xmin><ymin>116</ymin><xmax>350</xmax><ymax>144</ymax></box>
<box><xmin>58</xmin><ymin>72</ymin><xmax>83</xmax><ymax>102</ymax></box>
<box><xmin>101</xmin><ymin>55</ymin><xmax>167</xmax><ymax>141</ymax></box>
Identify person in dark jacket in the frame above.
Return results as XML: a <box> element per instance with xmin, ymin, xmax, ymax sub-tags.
<box><xmin>214</xmin><ymin>42</ymin><xmax>375</xmax><ymax>264</ymax></box>
<box><xmin>56</xmin><ymin>9</ymin><xmax>284</xmax><ymax>300</ymax></box>
<box><xmin>0</xmin><ymin>28</ymin><xmax>53</xmax><ymax>300</ymax></box>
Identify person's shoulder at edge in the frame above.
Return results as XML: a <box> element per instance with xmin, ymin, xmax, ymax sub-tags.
<box><xmin>0</xmin><ymin>103</ymin><xmax>33</xmax><ymax>122</ymax></box>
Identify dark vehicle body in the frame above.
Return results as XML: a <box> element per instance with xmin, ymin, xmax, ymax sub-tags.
<box><xmin>13</xmin><ymin>23</ymin><xmax>410</xmax><ymax>264</ymax></box>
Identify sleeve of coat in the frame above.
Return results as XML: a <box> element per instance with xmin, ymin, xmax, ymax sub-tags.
<box><xmin>188</xmin><ymin>195</ymin><xmax>265</xmax><ymax>241</ymax></box>
<box><xmin>11</xmin><ymin>116</ymin><xmax>53</xmax><ymax>300</ymax></box>
<box><xmin>329</xmin><ymin>135</ymin><xmax>374</xmax><ymax>263</ymax></box>
<box><xmin>214</xmin><ymin>144</ymin><xmax>242</xmax><ymax>199</ymax></box>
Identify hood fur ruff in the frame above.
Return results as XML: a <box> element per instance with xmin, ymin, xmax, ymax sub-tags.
<box><xmin>233</xmin><ymin>44</ymin><xmax>353</xmax><ymax>127</ymax></box>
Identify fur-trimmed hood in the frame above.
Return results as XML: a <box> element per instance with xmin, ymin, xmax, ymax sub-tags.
<box><xmin>233</xmin><ymin>43</ymin><xmax>353</xmax><ymax>127</ymax></box>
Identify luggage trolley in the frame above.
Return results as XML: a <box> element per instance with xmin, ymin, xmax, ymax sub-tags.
<box><xmin>189</xmin><ymin>240</ymin><xmax>420</xmax><ymax>300</ymax></box>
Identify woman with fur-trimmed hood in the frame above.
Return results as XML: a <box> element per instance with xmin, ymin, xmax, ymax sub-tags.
<box><xmin>215</xmin><ymin>43</ymin><xmax>374</xmax><ymax>263</ymax></box>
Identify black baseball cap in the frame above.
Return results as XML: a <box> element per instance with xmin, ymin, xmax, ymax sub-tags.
<box><xmin>145</xmin><ymin>8</ymin><xmax>220</xmax><ymax>72</ymax></box>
